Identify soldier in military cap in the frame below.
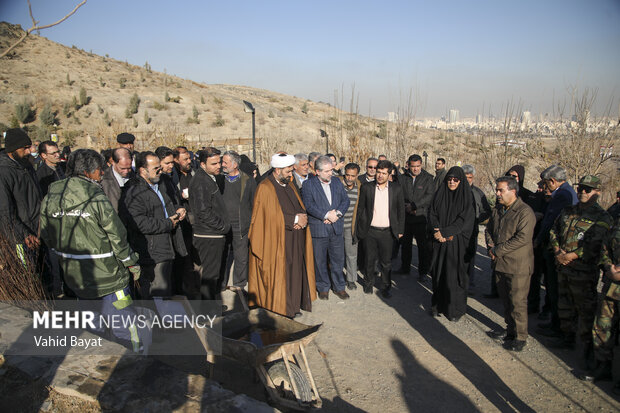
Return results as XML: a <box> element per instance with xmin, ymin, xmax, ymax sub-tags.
<box><xmin>548</xmin><ymin>175</ymin><xmax>613</xmax><ymax>367</ymax></box>
<box><xmin>579</xmin><ymin>216</ymin><xmax>620</xmax><ymax>384</ymax></box>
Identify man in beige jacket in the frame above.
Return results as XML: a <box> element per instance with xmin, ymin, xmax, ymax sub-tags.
<box><xmin>485</xmin><ymin>176</ymin><xmax>536</xmax><ymax>351</ymax></box>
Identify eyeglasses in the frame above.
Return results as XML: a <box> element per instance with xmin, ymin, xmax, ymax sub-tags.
<box><xmin>509</xmin><ymin>173</ymin><xmax>519</xmax><ymax>178</ymax></box>
<box><xmin>447</xmin><ymin>177</ymin><xmax>460</xmax><ymax>183</ymax></box>
<box><xmin>577</xmin><ymin>185</ymin><xmax>593</xmax><ymax>194</ymax></box>
<box><xmin>367</xmin><ymin>166</ymin><xmax>376</xmax><ymax>169</ymax></box>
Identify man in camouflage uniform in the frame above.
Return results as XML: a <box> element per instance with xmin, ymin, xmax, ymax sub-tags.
<box><xmin>579</xmin><ymin>216</ymin><xmax>619</xmax><ymax>384</ymax></box>
<box><xmin>548</xmin><ymin>175</ymin><xmax>612</xmax><ymax>367</ymax></box>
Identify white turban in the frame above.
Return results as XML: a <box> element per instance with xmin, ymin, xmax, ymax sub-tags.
<box><xmin>270</xmin><ymin>153</ymin><xmax>295</xmax><ymax>168</ymax></box>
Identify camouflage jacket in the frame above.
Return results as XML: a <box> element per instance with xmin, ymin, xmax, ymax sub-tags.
<box><xmin>601</xmin><ymin>218</ymin><xmax>620</xmax><ymax>300</ymax></box>
<box><xmin>549</xmin><ymin>202</ymin><xmax>612</xmax><ymax>270</ymax></box>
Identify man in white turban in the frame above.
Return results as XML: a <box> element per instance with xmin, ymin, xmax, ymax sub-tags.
<box><xmin>248</xmin><ymin>153</ymin><xmax>317</xmax><ymax>317</ymax></box>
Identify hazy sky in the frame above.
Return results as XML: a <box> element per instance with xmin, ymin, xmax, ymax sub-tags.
<box><xmin>3</xmin><ymin>0</ymin><xmax>619</xmax><ymax>118</ymax></box>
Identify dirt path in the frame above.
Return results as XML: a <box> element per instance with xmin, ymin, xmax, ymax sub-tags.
<box><xmin>213</xmin><ymin>240</ymin><xmax>620</xmax><ymax>412</ymax></box>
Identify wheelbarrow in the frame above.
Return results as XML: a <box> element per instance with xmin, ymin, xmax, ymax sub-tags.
<box><xmin>178</xmin><ymin>295</ymin><xmax>322</xmax><ymax>411</ymax></box>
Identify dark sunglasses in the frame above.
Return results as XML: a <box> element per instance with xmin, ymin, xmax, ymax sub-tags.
<box><xmin>447</xmin><ymin>177</ymin><xmax>460</xmax><ymax>183</ymax></box>
<box><xmin>367</xmin><ymin>166</ymin><xmax>376</xmax><ymax>169</ymax></box>
<box><xmin>577</xmin><ymin>185</ymin><xmax>593</xmax><ymax>194</ymax></box>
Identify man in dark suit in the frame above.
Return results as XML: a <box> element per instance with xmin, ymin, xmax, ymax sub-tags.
<box><xmin>356</xmin><ymin>160</ymin><xmax>405</xmax><ymax>298</ymax></box>
<box><xmin>101</xmin><ymin>148</ymin><xmax>134</xmax><ymax>213</ymax></box>
<box><xmin>398</xmin><ymin>154</ymin><xmax>435</xmax><ymax>280</ymax></box>
<box><xmin>302</xmin><ymin>156</ymin><xmax>350</xmax><ymax>300</ymax></box>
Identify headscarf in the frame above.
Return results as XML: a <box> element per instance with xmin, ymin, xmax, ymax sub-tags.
<box><xmin>239</xmin><ymin>154</ymin><xmax>259</xmax><ymax>178</ymax></box>
<box><xmin>505</xmin><ymin>165</ymin><xmax>525</xmax><ymax>192</ymax></box>
<box><xmin>431</xmin><ymin>166</ymin><xmax>473</xmax><ymax>227</ymax></box>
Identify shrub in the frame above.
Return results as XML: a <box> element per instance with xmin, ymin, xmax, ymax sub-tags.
<box><xmin>125</xmin><ymin>93</ymin><xmax>140</xmax><ymax>118</ymax></box>
<box><xmin>165</xmin><ymin>91</ymin><xmax>170</xmax><ymax>102</ymax></box>
<box><xmin>212</xmin><ymin>114</ymin><xmax>225</xmax><ymax>127</ymax></box>
<box><xmin>66</xmin><ymin>73</ymin><xmax>73</xmax><ymax>86</ymax></box>
<box><xmin>62</xmin><ymin>130</ymin><xmax>80</xmax><ymax>147</ymax></box>
<box><xmin>97</xmin><ymin>104</ymin><xmax>104</xmax><ymax>114</ymax></box>
<box><xmin>301</xmin><ymin>102</ymin><xmax>308</xmax><ymax>114</ymax></box>
<box><xmin>39</xmin><ymin>103</ymin><xmax>55</xmax><ymax>126</ymax></box>
<box><xmin>132</xmin><ymin>117</ymin><xmax>138</xmax><ymax>128</ymax></box>
<box><xmin>192</xmin><ymin>105</ymin><xmax>199</xmax><ymax>120</ymax></box>
<box><xmin>63</xmin><ymin>102</ymin><xmax>72</xmax><ymax>118</ymax></box>
<box><xmin>200</xmin><ymin>95</ymin><xmax>205</xmax><ymax>104</ymax></box>
<box><xmin>79</xmin><ymin>87</ymin><xmax>89</xmax><ymax>106</ymax></box>
<box><xmin>213</xmin><ymin>96</ymin><xmax>223</xmax><ymax>107</ymax></box>
<box><xmin>119</xmin><ymin>77</ymin><xmax>127</xmax><ymax>89</ymax></box>
<box><xmin>72</xmin><ymin>96</ymin><xmax>80</xmax><ymax>110</ymax></box>
<box><xmin>104</xmin><ymin>112</ymin><xmax>112</xmax><ymax>126</ymax></box>
<box><xmin>153</xmin><ymin>101</ymin><xmax>166</xmax><ymax>111</ymax></box>
<box><xmin>186</xmin><ymin>117</ymin><xmax>199</xmax><ymax>125</ymax></box>
<box><xmin>9</xmin><ymin>116</ymin><xmax>20</xmax><ymax>128</ymax></box>
<box><xmin>99</xmin><ymin>77</ymin><xmax>105</xmax><ymax>87</ymax></box>
<box><xmin>144</xmin><ymin>110</ymin><xmax>151</xmax><ymax>125</ymax></box>
<box><xmin>268</xmin><ymin>110</ymin><xmax>275</xmax><ymax>118</ymax></box>
<box><xmin>284</xmin><ymin>105</ymin><xmax>293</xmax><ymax>112</ymax></box>
<box><xmin>15</xmin><ymin>100</ymin><xmax>33</xmax><ymax>124</ymax></box>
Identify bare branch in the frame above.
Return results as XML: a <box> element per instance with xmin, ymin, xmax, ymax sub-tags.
<box><xmin>0</xmin><ymin>0</ymin><xmax>87</xmax><ymax>58</ymax></box>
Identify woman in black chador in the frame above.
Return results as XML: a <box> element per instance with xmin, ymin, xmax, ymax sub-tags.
<box><xmin>428</xmin><ymin>166</ymin><xmax>475</xmax><ymax>321</ymax></box>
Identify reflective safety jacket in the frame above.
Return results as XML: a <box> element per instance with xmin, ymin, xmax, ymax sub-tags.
<box><xmin>40</xmin><ymin>176</ymin><xmax>139</xmax><ymax>298</ymax></box>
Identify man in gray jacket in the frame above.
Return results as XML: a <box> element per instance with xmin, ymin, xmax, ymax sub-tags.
<box><xmin>485</xmin><ymin>176</ymin><xmax>536</xmax><ymax>352</ymax></box>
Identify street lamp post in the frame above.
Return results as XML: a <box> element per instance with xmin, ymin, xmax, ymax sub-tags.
<box><xmin>320</xmin><ymin>129</ymin><xmax>329</xmax><ymax>153</ymax></box>
<box><xmin>243</xmin><ymin>100</ymin><xmax>256</xmax><ymax>162</ymax></box>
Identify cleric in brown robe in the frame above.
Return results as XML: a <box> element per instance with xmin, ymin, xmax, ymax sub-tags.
<box><xmin>248</xmin><ymin>153</ymin><xmax>317</xmax><ymax>317</ymax></box>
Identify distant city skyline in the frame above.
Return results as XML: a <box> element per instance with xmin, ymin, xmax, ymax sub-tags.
<box><xmin>2</xmin><ymin>0</ymin><xmax>619</xmax><ymax>118</ymax></box>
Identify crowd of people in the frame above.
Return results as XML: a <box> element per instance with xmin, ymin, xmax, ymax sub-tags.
<box><xmin>0</xmin><ymin>127</ymin><xmax>619</xmax><ymax>389</ymax></box>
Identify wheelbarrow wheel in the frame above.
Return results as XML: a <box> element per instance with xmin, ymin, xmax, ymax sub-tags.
<box><xmin>267</xmin><ymin>361</ymin><xmax>313</xmax><ymax>404</ymax></box>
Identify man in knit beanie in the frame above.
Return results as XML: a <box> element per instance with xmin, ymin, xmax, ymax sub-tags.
<box><xmin>0</xmin><ymin>128</ymin><xmax>42</xmax><ymax>265</ymax></box>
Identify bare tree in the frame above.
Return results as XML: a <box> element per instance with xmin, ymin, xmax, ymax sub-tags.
<box><xmin>1</xmin><ymin>0</ymin><xmax>87</xmax><ymax>58</ymax></box>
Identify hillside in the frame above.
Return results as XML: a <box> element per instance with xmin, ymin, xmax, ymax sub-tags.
<box><xmin>0</xmin><ymin>22</ymin><xmax>363</xmax><ymax>163</ymax></box>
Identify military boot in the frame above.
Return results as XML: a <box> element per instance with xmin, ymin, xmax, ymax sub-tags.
<box><xmin>581</xmin><ymin>342</ymin><xmax>595</xmax><ymax>371</ymax></box>
<box><xmin>578</xmin><ymin>360</ymin><xmax>612</xmax><ymax>382</ymax></box>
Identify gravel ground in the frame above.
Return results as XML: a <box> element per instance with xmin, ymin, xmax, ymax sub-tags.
<box><xmin>213</xmin><ymin>237</ymin><xmax>620</xmax><ymax>412</ymax></box>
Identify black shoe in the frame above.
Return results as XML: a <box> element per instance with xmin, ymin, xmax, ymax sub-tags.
<box><xmin>449</xmin><ymin>315</ymin><xmax>462</xmax><ymax>322</ymax></box>
<box><xmin>578</xmin><ymin>361</ymin><xmax>612</xmax><ymax>382</ymax></box>
<box><xmin>487</xmin><ymin>330</ymin><xmax>506</xmax><ymax>340</ymax></box>
<box><xmin>381</xmin><ymin>289</ymin><xmax>392</xmax><ymax>299</ymax></box>
<box><xmin>318</xmin><ymin>291</ymin><xmax>329</xmax><ymax>300</ymax></box>
<box><xmin>483</xmin><ymin>293</ymin><xmax>499</xmax><ymax>299</ymax></box>
<box><xmin>547</xmin><ymin>335</ymin><xmax>576</xmax><ymax>349</ymax></box>
<box><xmin>363</xmin><ymin>284</ymin><xmax>373</xmax><ymax>294</ymax></box>
<box><xmin>429</xmin><ymin>307</ymin><xmax>439</xmax><ymax>317</ymax></box>
<box><xmin>346</xmin><ymin>281</ymin><xmax>357</xmax><ymax>290</ymax></box>
<box><xmin>504</xmin><ymin>339</ymin><xmax>526</xmax><ymax>352</ymax></box>
<box><xmin>293</xmin><ymin>312</ymin><xmax>303</xmax><ymax>319</ymax></box>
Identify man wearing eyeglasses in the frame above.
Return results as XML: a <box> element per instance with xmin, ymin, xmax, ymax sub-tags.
<box><xmin>547</xmin><ymin>175</ymin><xmax>612</xmax><ymax>369</ymax></box>
<box><xmin>36</xmin><ymin>141</ymin><xmax>66</xmax><ymax>197</ymax></box>
<box><xmin>122</xmin><ymin>151</ymin><xmax>187</xmax><ymax>298</ymax></box>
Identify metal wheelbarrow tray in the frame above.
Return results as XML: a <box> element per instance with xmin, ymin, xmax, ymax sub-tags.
<box><xmin>191</xmin><ymin>304</ymin><xmax>323</xmax><ymax>411</ymax></box>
